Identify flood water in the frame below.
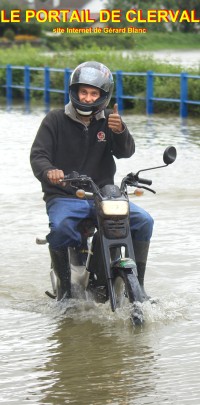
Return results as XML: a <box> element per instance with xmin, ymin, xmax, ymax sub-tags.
<box><xmin>125</xmin><ymin>50</ymin><xmax>200</xmax><ymax>69</ymax></box>
<box><xmin>0</xmin><ymin>106</ymin><xmax>200</xmax><ymax>405</ymax></box>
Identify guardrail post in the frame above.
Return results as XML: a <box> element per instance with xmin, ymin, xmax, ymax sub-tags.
<box><xmin>64</xmin><ymin>68</ymin><xmax>71</xmax><ymax>104</ymax></box>
<box><xmin>146</xmin><ymin>70</ymin><xmax>153</xmax><ymax>114</ymax></box>
<box><xmin>44</xmin><ymin>66</ymin><xmax>50</xmax><ymax>111</ymax></box>
<box><xmin>116</xmin><ymin>70</ymin><xmax>123</xmax><ymax>112</ymax></box>
<box><xmin>24</xmin><ymin>65</ymin><xmax>30</xmax><ymax>112</ymax></box>
<box><xmin>6</xmin><ymin>64</ymin><xmax>12</xmax><ymax>110</ymax></box>
<box><xmin>180</xmin><ymin>72</ymin><xmax>188</xmax><ymax>118</ymax></box>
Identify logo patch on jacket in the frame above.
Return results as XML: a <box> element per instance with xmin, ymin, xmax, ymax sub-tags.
<box><xmin>97</xmin><ymin>131</ymin><xmax>106</xmax><ymax>142</ymax></box>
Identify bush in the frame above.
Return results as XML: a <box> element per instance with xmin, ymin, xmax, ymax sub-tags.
<box><xmin>3</xmin><ymin>28</ymin><xmax>15</xmax><ymax>41</ymax></box>
<box><xmin>44</xmin><ymin>33</ymin><xmax>135</xmax><ymax>51</ymax></box>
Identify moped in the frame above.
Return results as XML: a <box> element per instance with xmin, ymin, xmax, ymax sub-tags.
<box><xmin>37</xmin><ymin>146</ymin><xmax>177</xmax><ymax>325</ymax></box>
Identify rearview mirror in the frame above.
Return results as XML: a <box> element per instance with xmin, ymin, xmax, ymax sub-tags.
<box><xmin>163</xmin><ymin>146</ymin><xmax>177</xmax><ymax>165</ymax></box>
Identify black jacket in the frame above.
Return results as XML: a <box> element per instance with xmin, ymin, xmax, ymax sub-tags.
<box><xmin>30</xmin><ymin>106</ymin><xmax>135</xmax><ymax>201</ymax></box>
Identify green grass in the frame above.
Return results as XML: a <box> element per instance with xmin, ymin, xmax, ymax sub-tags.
<box><xmin>0</xmin><ymin>35</ymin><xmax>200</xmax><ymax>116</ymax></box>
<box><xmin>41</xmin><ymin>31</ymin><xmax>200</xmax><ymax>52</ymax></box>
<box><xmin>0</xmin><ymin>31</ymin><xmax>200</xmax><ymax>57</ymax></box>
<box><xmin>132</xmin><ymin>31</ymin><xmax>200</xmax><ymax>51</ymax></box>
<box><xmin>0</xmin><ymin>42</ymin><xmax>199</xmax><ymax>73</ymax></box>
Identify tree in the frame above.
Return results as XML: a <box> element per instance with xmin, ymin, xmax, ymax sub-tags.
<box><xmin>104</xmin><ymin>0</ymin><xmax>200</xmax><ymax>32</ymax></box>
<box><xmin>0</xmin><ymin>0</ymin><xmax>42</xmax><ymax>37</ymax></box>
<box><xmin>103</xmin><ymin>0</ymin><xmax>167</xmax><ymax>30</ymax></box>
<box><xmin>163</xmin><ymin>0</ymin><xmax>200</xmax><ymax>32</ymax></box>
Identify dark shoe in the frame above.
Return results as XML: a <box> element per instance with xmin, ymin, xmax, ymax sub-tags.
<box><xmin>136</xmin><ymin>261</ymin><xmax>151</xmax><ymax>301</ymax></box>
<box><xmin>49</xmin><ymin>246</ymin><xmax>71</xmax><ymax>300</ymax></box>
<box><xmin>132</xmin><ymin>240</ymin><xmax>151</xmax><ymax>301</ymax></box>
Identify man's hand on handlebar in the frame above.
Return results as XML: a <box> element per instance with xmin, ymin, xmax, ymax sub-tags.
<box><xmin>47</xmin><ymin>170</ymin><xmax>80</xmax><ymax>186</ymax></box>
<box><xmin>47</xmin><ymin>169</ymin><xmax>64</xmax><ymax>185</ymax></box>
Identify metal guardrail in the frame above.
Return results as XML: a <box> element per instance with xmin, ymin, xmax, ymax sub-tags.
<box><xmin>1</xmin><ymin>64</ymin><xmax>200</xmax><ymax>117</ymax></box>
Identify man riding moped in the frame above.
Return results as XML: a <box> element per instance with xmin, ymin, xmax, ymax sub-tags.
<box><xmin>30</xmin><ymin>61</ymin><xmax>154</xmax><ymax>301</ymax></box>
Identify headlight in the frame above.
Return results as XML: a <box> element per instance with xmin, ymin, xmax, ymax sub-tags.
<box><xmin>100</xmin><ymin>200</ymin><xmax>129</xmax><ymax>217</ymax></box>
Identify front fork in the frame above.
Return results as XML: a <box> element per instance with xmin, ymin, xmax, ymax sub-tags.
<box><xmin>98</xmin><ymin>219</ymin><xmax>137</xmax><ymax>312</ymax></box>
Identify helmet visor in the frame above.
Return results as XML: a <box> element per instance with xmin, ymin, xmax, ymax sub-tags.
<box><xmin>72</xmin><ymin>65</ymin><xmax>113</xmax><ymax>93</ymax></box>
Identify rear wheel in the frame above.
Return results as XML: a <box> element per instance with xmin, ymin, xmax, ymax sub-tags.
<box><xmin>113</xmin><ymin>269</ymin><xmax>144</xmax><ymax>325</ymax></box>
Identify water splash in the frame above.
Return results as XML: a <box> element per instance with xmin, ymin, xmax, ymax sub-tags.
<box><xmin>11</xmin><ymin>291</ymin><xmax>190</xmax><ymax>329</ymax></box>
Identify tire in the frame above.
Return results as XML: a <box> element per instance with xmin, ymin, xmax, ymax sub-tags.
<box><xmin>113</xmin><ymin>268</ymin><xmax>144</xmax><ymax>325</ymax></box>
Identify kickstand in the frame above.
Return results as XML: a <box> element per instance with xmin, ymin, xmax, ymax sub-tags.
<box><xmin>45</xmin><ymin>290</ymin><xmax>56</xmax><ymax>299</ymax></box>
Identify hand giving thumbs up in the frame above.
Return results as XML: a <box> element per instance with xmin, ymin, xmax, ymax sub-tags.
<box><xmin>108</xmin><ymin>103</ymin><xmax>123</xmax><ymax>133</ymax></box>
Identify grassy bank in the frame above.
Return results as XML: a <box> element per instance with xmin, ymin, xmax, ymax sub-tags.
<box><xmin>1</xmin><ymin>31</ymin><xmax>199</xmax><ymax>51</ymax></box>
<box><xmin>128</xmin><ymin>31</ymin><xmax>200</xmax><ymax>51</ymax></box>
<box><xmin>42</xmin><ymin>31</ymin><xmax>200</xmax><ymax>52</ymax></box>
<box><xmin>1</xmin><ymin>42</ymin><xmax>200</xmax><ymax>72</ymax></box>
<box><xmin>0</xmin><ymin>39</ymin><xmax>200</xmax><ymax>116</ymax></box>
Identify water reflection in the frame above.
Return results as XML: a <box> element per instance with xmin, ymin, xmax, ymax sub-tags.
<box><xmin>40</xmin><ymin>318</ymin><xmax>158</xmax><ymax>405</ymax></box>
<box><xmin>0</xmin><ymin>308</ymin><xmax>59</xmax><ymax>404</ymax></box>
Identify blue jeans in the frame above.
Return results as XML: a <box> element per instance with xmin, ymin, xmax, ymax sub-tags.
<box><xmin>46</xmin><ymin>197</ymin><xmax>154</xmax><ymax>250</ymax></box>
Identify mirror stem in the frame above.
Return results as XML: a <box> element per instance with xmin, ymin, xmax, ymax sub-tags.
<box><xmin>136</xmin><ymin>164</ymin><xmax>168</xmax><ymax>177</ymax></box>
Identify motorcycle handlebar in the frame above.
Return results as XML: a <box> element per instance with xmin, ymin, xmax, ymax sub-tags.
<box><xmin>137</xmin><ymin>177</ymin><xmax>152</xmax><ymax>186</ymax></box>
<box><xmin>61</xmin><ymin>175</ymin><xmax>102</xmax><ymax>198</ymax></box>
<box><xmin>61</xmin><ymin>174</ymin><xmax>152</xmax><ymax>190</ymax></box>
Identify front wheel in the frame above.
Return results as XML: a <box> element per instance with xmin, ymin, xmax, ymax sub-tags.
<box><xmin>113</xmin><ymin>269</ymin><xmax>144</xmax><ymax>325</ymax></box>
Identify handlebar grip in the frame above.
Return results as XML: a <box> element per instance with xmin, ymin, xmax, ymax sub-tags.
<box><xmin>63</xmin><ymin>171</ymin><xmax>80</xmax><ymax>181</ymax></box>
<box><xmin>137</xmin><ymin>177</ymin><xmax>152</xmax><ymax>186</ymax></box>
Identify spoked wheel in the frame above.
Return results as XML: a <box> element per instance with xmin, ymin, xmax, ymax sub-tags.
<box><xmin>113</xmin><ymin>269</ymin><xmax>144</xmax><ymax>325</ymax></box>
